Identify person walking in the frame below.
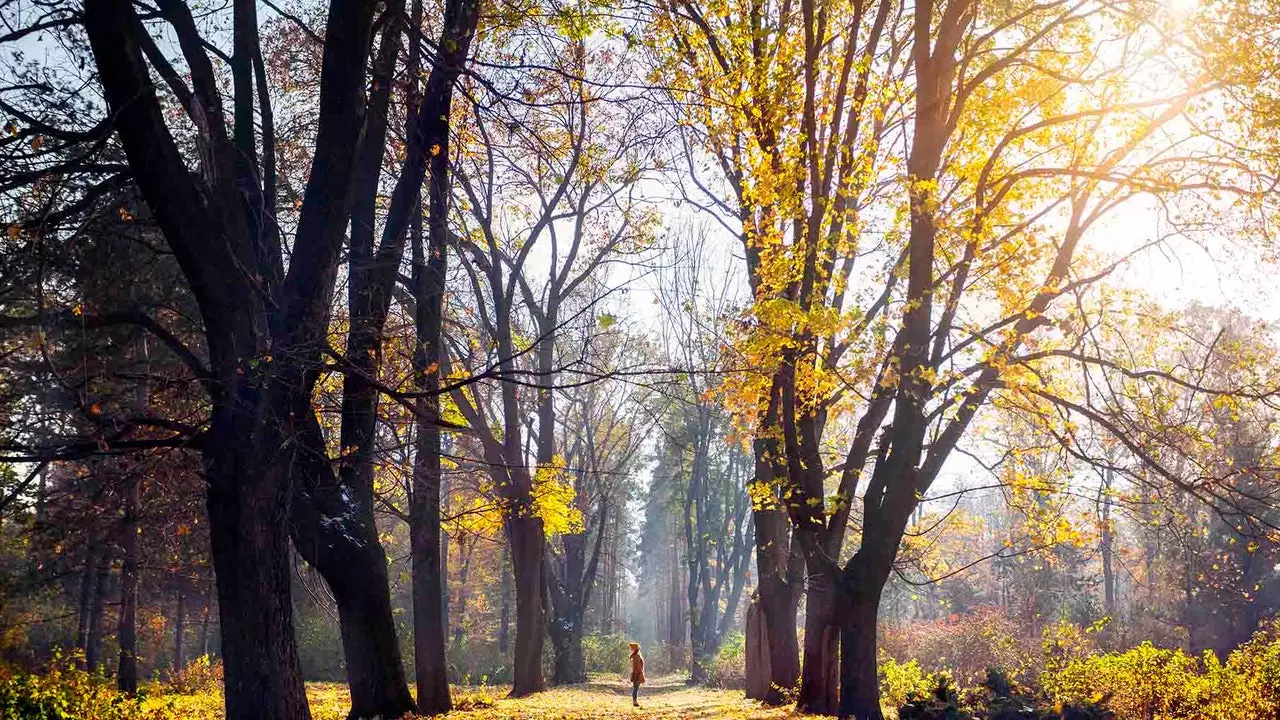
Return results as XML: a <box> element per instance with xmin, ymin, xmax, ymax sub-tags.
<box><xmin>628</xmin><ymin>642</ymin><xmax>645</xmax><ymax>707</ymax></box>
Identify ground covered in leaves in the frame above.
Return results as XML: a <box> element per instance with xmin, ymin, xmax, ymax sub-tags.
<box><xmin>145</xmin><ymin>676</ymin><xmax>808</xmax><ymax>720</ymax></box>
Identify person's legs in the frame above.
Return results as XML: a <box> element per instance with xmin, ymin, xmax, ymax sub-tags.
<box><xmin>632</xmin><ymin>682</ymin><xmax>639</xmax><ymax>705</ymax></box>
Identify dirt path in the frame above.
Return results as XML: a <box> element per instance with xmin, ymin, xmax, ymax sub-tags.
<box><xmin>441</xmin><ymin>676</ymin><xmax>815</xmax><ymax>719</ymax></box>
<box><xmin>149</xmin><ymin>676</ymin><xmax>824</xmax><ymax>719</ymax></box>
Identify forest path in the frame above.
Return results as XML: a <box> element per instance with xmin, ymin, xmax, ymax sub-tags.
<box><xmin>148</xmin><ymin>676</ymin><xmax>822</xmax><ymax>719</ymax></box>
<box><xmin>441</xmin><ymin>675</ymin><xmax>814</xmax><ymax>719</ymax></box>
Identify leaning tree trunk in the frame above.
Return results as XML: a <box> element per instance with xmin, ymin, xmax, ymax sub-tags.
<box><xmin>289</xmin><ymin>410</ymin><xmax>416</xmax><ymax>720</ymax></box>
<box><xmin>287</xmin><ymin>0</ymin><xmax>415</xmax><ymax>714</ymax></box>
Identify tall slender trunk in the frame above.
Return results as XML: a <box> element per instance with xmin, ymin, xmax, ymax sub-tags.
<box><xmin>1100</xmin><ymin>469</ymin><xmax>1115</xmax><ymax>618</ymax></box>
<box><xmin>411</xmin><ymin>406</ymin><xmax>450</xmax><ymax>712</ymax></box>
<box><xmin>77</xmin><ymin>541</ymin><xmax>98</xmax><ymax>666</ymax></box>
<box><xmin>199</xmin><ymin>574</ymin><xmax>214</xmax><ymax>658</ymax></box>
<box><xmin>86</xmin><ymin>544</ymin><xmax>111</xmax><ymax>670</ymax></box>
<box><xmin>451</xmin><ymin>540</ymin><xmax>473</xmax><ymax>648</ymax></box>
<box><xmin>117</xmin><ymin>475</ymin><xmax>139</xmax><ymax>693</ymax></box>
<box><xmin>499</xmin><ymin>542</ymin><xmax>511</xmax><ymax>654</ymax></box>
<box><xmin>667</xmin><ymin>539</ymin><xmax>684</xmax><ymax>650</ymax></box>
<box><xmin>173</xmin><ymin>589</ymin><xmax>187</xmax><ymax>671</ymax></box>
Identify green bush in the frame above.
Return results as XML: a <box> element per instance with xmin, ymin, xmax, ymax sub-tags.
<box><xmin>0</xmin><ymin>651</ymin><xmax>169</xmax><ymax>720</ymax></box>
<box><xmin>705</xmin><ymin>633</ymin><xmax>745</xmax><ymax>689</ymax></box>
<box><xmin>156</xmin><ymin>655</ymin><xmax>222</xmax><ymax>696</ymax></box>
<box><xmin>1041</xmin><ymin>620</ymin><xmax>1280</xmax><ymax>720</ymax></box>
<box><xmin>582</xmin><ymin>634</ymin><xmax>631</xmax><ymax>676</ymax></box>
<box><xmin>881</xmin><ymin>656</ymin><xmax>932</xmax><ymax>716</ymax></box>
<box><xmin>446</xmin><ymin>637</ymin><xmax>511</xmax><ymax>684</ymax></box>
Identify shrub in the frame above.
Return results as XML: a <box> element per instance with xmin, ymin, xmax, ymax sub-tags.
<box><xmin>882</xmin><ymin>607</ymin><xmax>1042</xmax><ymax>686</ymax></box>
<box><xmin>896</xmin><ymin>671</ymin><xmax>967</xmax><ymax>720</ymax></box>
<box><xmin>446</xmin><ymin>637</ymin><xmax>511</xmax><ymax>684</ymax></box>
<box><xmin>0</xmin><ymin>651</ymin><xmax>170</xmax><ymax>720</ymax></box>
<box><xmin>1201</xmin><ymin>618</ymin><xmax>1280</xmax><ymax>720</ymax></box>
<box><xmin>582</xmin><ymin>634</ymin><xmax>631</xmax><ymax>676</ymax></box>
<box><xmin>1041</xmin><ymin>622</ymin><xmax>1280</xmax><ymax>720</ymax></box>
<box><xmin>160</xmin><ymin>655</ymin><xmax>222</xmax><ymax>695</ymax></box>
<box><xmin>881</xmin><ymin>656</ymin><xmax>932</xmax><ymax>715</ymax></box>
<box><xmin>705</xmin><ymin>633</ymin><xmax>745</xmax><ymax>689</ymax></box>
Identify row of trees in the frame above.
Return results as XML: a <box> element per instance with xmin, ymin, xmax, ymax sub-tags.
<box><xmin>652</xmin><ymin>0</ymin><xmax>1280</xmax><ymax>716</ymax></box>
<box><xmin>4</xmin><ymin>0</ymin><xmax>1280</xmax><ymax>719</ymax></box>
<box><xmin>0</xmin><ymin>0</ymin><xmax>662</xmax><ymax>718</ymax></box>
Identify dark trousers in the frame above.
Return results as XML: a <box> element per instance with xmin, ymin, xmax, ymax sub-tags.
<box><xmin>631</xmin><ymin>682</ymin><xmax>639</xmax><ymax>704</ymax></box>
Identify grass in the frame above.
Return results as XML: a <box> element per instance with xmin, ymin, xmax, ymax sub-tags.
<box><xmin>143</xmin><ymin>675</ymin><xmax>816</xmax><ymax>720</ymax></box>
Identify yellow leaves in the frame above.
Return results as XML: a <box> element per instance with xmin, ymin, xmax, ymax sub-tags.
<box><xmin>532</xmin><ymin>455</ymin><xmax>584</xmax><ymax>536</ymax></box>
<box><xmin>746</xmin><ymin>479</ymin><xmax>778</xmax><ymax>511</ymax></box>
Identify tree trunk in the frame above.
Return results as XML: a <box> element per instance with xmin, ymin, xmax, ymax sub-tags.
<box><xmin>411</xmin><ymin>407</ymin><xmax>451</xmax><ymax>713</ymax></box>
<box><xmin>752</xmin><ymin>487</ymin><xmax>801</xmax><ymax>705</ymax></box>
<box><xmin>77</xmin><ymin>542</ymin><xmax>99</xmax><ymax>666</ymax></box>
<box><xmin>499</xmin><ymin>543</ymin><xmax>511</xmax><ymax>654</ymax></box>
<box><xmin>838</xmin><ymin>592</ymin><xmax>883</xmax><ymax>720</ymax></box>
<box><xmin>174</xmin><ymin>589</ymin><xmax>187</xmax><ymax>672</ymax></box>
<box><xmin>290</xmin><ymin>414</ymin><xmax>417</xmax><ymax>720</ymax></box>
<box><xmin>297</xmin><ymin>0</ymin><xmax>417</xmax><ymax>713</ymax></box>
<box><xmin>117</xmin><ymin>476</ymin><xmax>139</xmax><ymax>693</ymax></box>
<box><xmin>205</xmin><ymin>427</ymin><xmax>312</xmax><ymax>720</ymax></box>
<box><xmin>452</xmin><ymin>540</ymin><xmax>473</xmax><ymax>648</ymax></box>
<box><xmin>799</xmin><ymin>576</ymin><xmax>838</xmax><ymax>714</ymax></box>
<box><xmin>550</xmin><ymin>625</ymin><xmax>586</xmax><ymax>685</ymax></box>
<box><xmin>199</xmin><ymin>574</ymin><xmax>214</xmax><ymax>659</ymax></box>
<box><xmin>86</xmin><ymin>543</ymin><xmax>111</xmax><ymax>670</ymax></box>
<box><xmin>1100</xmin><ymin>468</ymin><xmax>1115</xmax><ymax>618</ymax></box>
<box><xmin>745</xmin><ymin>595</ymin><xmax>770</xmax><ymax>700</ymax></box>
<box><xmin>509</xmin><ymin>515</ymin><xmax>548</xmax><ymax>696</ymax></box>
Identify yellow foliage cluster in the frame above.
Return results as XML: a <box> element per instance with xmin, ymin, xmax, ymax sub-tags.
<box><xmin>532</xmin><ymin>455</ymin><xmax>585</xmax><ymax>536</ymax></box>
<box><xmin>1044</xmin><ymin>621</ymin><xmax>1280</xmax><ymax>720</ymax></box>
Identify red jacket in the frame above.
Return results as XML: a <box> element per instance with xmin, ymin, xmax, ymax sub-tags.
<box><xmin>630</xmin><ymin>652</ymin><xmax>645</xmax><ymax>684</ymax></box>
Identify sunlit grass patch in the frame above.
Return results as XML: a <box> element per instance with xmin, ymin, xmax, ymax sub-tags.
<box><xmin>137</xmin><ymin>676</ymin><xmax>812</xmax><ymax>720</ymax></box>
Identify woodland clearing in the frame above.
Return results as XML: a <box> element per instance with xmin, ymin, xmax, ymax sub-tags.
<box><xmin>144</xmin><ymin>677</ymin><xmax>806</xmax><ymax>720</ymax></box>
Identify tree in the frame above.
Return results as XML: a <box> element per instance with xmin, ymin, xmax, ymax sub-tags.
<box><xmin>78</xmin><ymin>2</ymin><xmax>393</xmax><ymax>716</ymax></box>
<box><xmin>654</xmin><ymin>0</ymin><xmax>1273</xmax><ymax>715</ymax></box>
<box><xmin>406</xmin><ymin>0</ymin><xmax>482</xmax><ymax>709</ymax></box>
<box><xmin>655</xmin><ymin>231</ymin><xmax>754</xmax><ymax>683</ymax></box>
<box><xmin>445</xmin><ymin>16</ymin><xmax>661</xmax><ymax>692</ymax></box>
<box><xmin>547</xmin><ymin>333</ymin><xmax>650</xmax><ymax>684</ymax></box>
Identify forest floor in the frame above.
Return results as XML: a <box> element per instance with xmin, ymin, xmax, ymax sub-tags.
<box><xmin>145</xmin><ymin>675</ymin><xmax>818</xmax><ymax>719</ymax></box>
